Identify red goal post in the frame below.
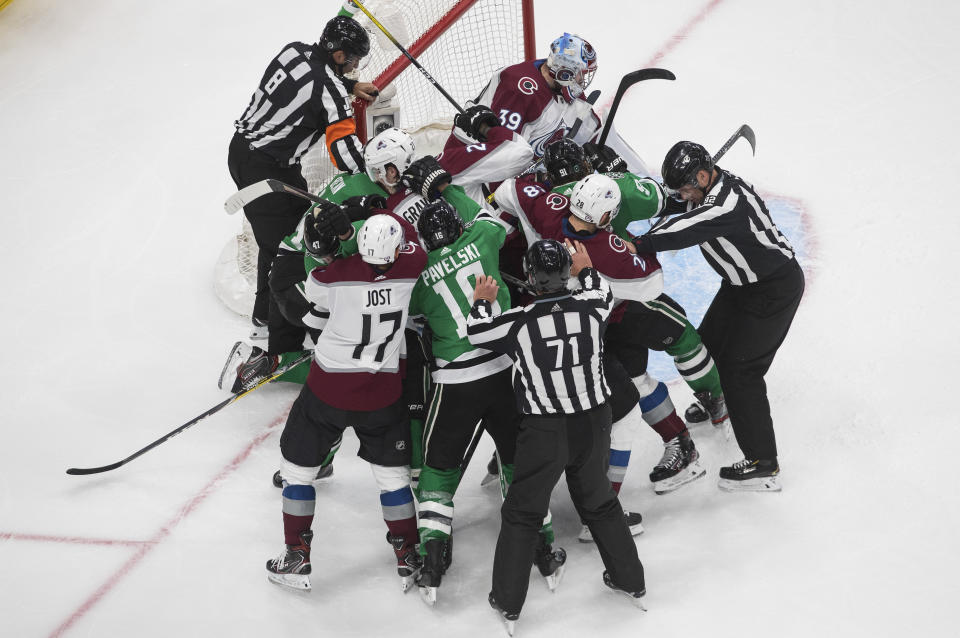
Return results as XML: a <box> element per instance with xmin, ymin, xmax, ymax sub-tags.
<box><xmin>217</xmin><ymin>0</ymin><xmax>537</xmax><ymax>316</ymax></box>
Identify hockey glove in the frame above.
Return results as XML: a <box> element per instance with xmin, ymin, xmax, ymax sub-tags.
<box><xmin>454</xmin><ymin>104</ymin><xmax>501</xmax><ymax>142</ymax></box>
<box><xmin>341</xmin><ymin>194</ymin><xmax>387</xmax><ymax>221</ymax></box>
<box><xmin>401</xmin><ymin>156</ymin><xmax>451</xmax><ymax>201</ymax></box>
<box><xmin>312</xmin><ymin>200</ymin><xmax>353</xmax><ymax>237</ymax></box>
<box><xmin>583</xmin><ymin>142</ymin><xmax>628</xmax><ymax>173</ymax></box>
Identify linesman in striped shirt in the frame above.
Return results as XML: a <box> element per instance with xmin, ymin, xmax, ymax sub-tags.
<box><xmin>228</xmin><ymin>14</ymin><xmax>378</xmax><ymax>344</ymax></box>
<box><xmin>467</xmin><ymin>239</ymin><xmax>645</xmax><ymax>627</ymax></box>
<box><xmin>630</xmin><ymin>141</ymin><xmax>805</xmax><ymax>492</ymax></box>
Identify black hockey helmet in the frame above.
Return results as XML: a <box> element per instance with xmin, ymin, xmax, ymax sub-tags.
<box><xmin>661</xmin><ymin>141</ymin><xmax>714</xmax><ymax>191</ymax></box>
<box><xmin>543</xmin><ymin>138</ymin><xmax>591</xmax><ymax>185</ymax></box>
<box><xmin>319</xmin><ymin>16</ymin><xmax>370</xmax><ymax>59</ymax></box>
<box><xmin>417</xmin><ymin>199</ymin><xmax>464</xmax><ymax>252</ymax></box>
<box><xmin>304</xmin><ymin>211</ymin><xmax>341</xmax><ymax>263</ymax></box>
<box><xmin>523</xmin><ymin>239</ymin><xmax>572</xmax><ymax>294</ymax></box>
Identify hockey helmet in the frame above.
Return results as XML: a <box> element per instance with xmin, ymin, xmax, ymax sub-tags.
<box><xmin>417</xmin><ymin>199</ymin><xmax>464</xmax><ymax>252</ymax></box>
<box><xmin>364</xmin><ymin>128</ymin><xmax>416</xmax><ymax>188</ymax></box>
<box><xmin>543</xmin><ymin>138</ymin><xmax>591</xmax><ymax>185</ymax></box>
<box><xmin>523</xmin><ymin>239</ymin><xmax>572</xmax><ymax>294</ymax></box>
<box><xmin>568</xmin><ymin>173</ymin><xmax>621</xmax><ymax>226</ymax></box>
<box><xmin>319</xmin><ymin>16</ymin><xmax>371</xmax><ymax>64</ymax></box>
<box><xmin>661</xmin><ymin>141</ymin><xmax>714</xmax><ymax>192</ymax></box>
<box><xmin>545</xmin><ymin>33</ymin><xmax>597</xmax><ymax>103</ymax></box>
<box><xmin>358</xmin><ymin>214</ymin><xmax>403</xmax><ymax>265</ymax></box>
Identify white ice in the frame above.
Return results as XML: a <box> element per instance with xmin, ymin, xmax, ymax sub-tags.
<box><xmin>1</xmin><ymin>1</ymin><xmax>957</xmax><ymax>636</ymax></box>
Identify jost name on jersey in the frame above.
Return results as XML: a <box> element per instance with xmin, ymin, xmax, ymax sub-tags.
<box><xmin>420</xmin><ymin>243</ymin><xmax>482</xmax><ymax>286</ymax></box>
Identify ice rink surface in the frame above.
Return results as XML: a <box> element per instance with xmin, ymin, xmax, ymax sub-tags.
<box><xmin>1</xmin><ymin>1</ymin><xmax>957</xmax><ymax>636</ymax></box>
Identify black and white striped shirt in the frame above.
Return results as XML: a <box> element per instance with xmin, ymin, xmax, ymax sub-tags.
<box><xmin>466</xmin><ymin>268</ymin><xmax>612</xmax><ymax>415</ymax></box>
<box><xmin>235</xmin><ymin>42</ymin><xmax>365</xmax><ymax>172</ymax></box>
<box><xmin>636</xmin><ymin>169</ymin><xmax>794</xmax><ymax>285</ymax></box>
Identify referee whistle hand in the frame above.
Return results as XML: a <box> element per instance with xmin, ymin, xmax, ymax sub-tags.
<box><xmin>473</xmin><ymin>274</ymin><xmax>499</xmax><ymax>303</ymax></box>
<box><xmin>566</xmin><ymin>239</ymin><xmax>592</xmax><ymax>276</ymax></box>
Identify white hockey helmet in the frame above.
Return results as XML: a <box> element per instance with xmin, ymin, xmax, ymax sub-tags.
<box><xmin>363</xmin><ymin>127</ymin><xmax>416</xmax><ymax>188</ymax></box>
<box><xmin>357</xmin><ymin>214</ymin><xmax>404</xmax><ymax>265</ymax></box>
<box><xmin>569</xmin><ymin>173</ymin><xmax>621</xmax><ymax>226</ymax></box>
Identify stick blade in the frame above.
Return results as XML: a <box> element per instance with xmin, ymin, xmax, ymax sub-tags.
<box><xmin>738</xmin><ymin>124</ymin><xmax>757</xmax><ymax>155</ymax></box>
<box><xmin>66</xmin><ymin>462</ymin><xmax>123</xmax><ymax>476</ymax></box>
<box><xmin>623</xmin><ymin>68</ymin><xmax>676</xmax><ymax>87</ymax></box>
<box><xmin>224</xmin><ymin>180</ymin><xmax>275</xmax><ymax>215</ymax></box>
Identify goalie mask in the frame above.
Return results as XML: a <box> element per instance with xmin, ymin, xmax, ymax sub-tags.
<box><xmin>357</xmin><ymin>214</ymin><xmax>403</xmax><ymax>265</ymax></box>
<box><xmin>569</xmin><ymin>173</ymin><xmax>621</xmax><ymax>227</ymax></box>
<box><xmin>545</xmin><ymin>33</ymin><xmax>597</xmax><ymax>103</ymax></box>
<box><xmin>364</xmin><ymin>128</ymin><xmax>416</xmax><ymax>189</ymax></box>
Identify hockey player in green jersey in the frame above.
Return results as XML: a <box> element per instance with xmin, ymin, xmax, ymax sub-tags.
<box><xmin>549</xmin><ymin>139</ymin><xmax>728</xmax><ymax>428</ymax></box>
<box><xmin>406</xmin><ymin>196</ymin><xmax>563</xmax><ymax>606</ymax></box>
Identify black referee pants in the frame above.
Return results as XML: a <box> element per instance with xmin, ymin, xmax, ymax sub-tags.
<box><xmin>698</xmin><ymin>258</ymin><xmax>805</xmax><ymax>460</ymax></box>
<box><xmin>227</xmin><ymin>133</ymin><xmax>311</xmax><ymax>354</ymax></box>
<box><xmin>491</xmin><ymin>403</ymin><xmax>644</xmax><ymax>614</ymax></box>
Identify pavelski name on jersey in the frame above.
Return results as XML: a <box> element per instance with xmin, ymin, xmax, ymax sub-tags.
<box><xmin>419</xmin><ymin>243</ymin><xmax>482</xmax><ymax>286</ymax></box>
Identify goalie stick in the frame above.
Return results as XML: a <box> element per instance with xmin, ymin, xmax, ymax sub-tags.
<box><xmin>65</xmin><ymin>352</ymin><xmax>312</xmax><ymax>475</ymax></box>
<box><xmin>712</xmin><ymin>124</ymin><xmax>756</xmax><ymax>163</ymax></box>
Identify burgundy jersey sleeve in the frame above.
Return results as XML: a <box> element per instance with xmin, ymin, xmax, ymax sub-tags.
<box><xmin>586</xmin><ymin>231</ymin><xmax>663</xmax><ymax>302</ymax></box>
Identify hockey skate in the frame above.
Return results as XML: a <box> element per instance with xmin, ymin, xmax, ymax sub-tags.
<box><xmin>684</xmin><ymin>391</ymin><xmax>729</xmax><ymax>426</ymax></box>
<box><xmin>218</xmin><ymin>341</ymin><xmax>251</xmax><ymax>390</ymax></box>
<box><xmin>533</xmin><ymin>534</ymin><xmax>566</xmax><ymax>591</ymax></box>
<box><xmin>488</xmin><ymin>592</ymin><xmax>519</xmax><ymax>636</ymax></box>
<box><xmin>602</xmin><ymin>570</ymin><xmax>647</xmax><ymax>610</ymax></box>
<box><xmin>417</xmin><ymin>538</ymin><xmax>445</xmax><ymax>606</ymax></box>
<box><xmin>271</xmin><ymin>464</ymin><xmax>334</xmax><ymax>488</ymax></box>
<box><xmin>387</xmin><ymin>532</ymin><xmax>422</xmax><ymax>593</ymax></box>
<box><xmin>480</xmin><ymin>452</ymin><xmax>499</xmax><ymax>487</ymax></box>
<box><xmin>578</xmin><ymin>511</ymin><xmax>644</xmax><ymax>543</ymax></box>
<box><xmin>649</xmin><ymin>430</ymin><xmax>706</xmax><ymax>494</ymax></box>
<box><xmin>718</xmin><ymin>458</ymin><xmax>781</xmax><ymax>492</ymax></box>
<box><xmin>265</xmin><ymin>530</ymin><xmax>312</xmax><ymax>591</ymax></box>
<box><xmin>230</xmin><ymin>345</ymin><xmax>280</xmax><ymax>393</ymax></box>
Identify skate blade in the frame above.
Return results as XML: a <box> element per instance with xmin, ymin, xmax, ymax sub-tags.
<box><xmin>419</xmin><ymin>585</ymin><xmax>437</xmax><ymax>606</ymax></box>
<box><xmin>653</xmin><ymin>461</ymin><xmax>707</xmax><ymax>495</ymax></box>
<box><xmin>578</xmin><ymin>525</ymin><xmax>594</xmax><ymax>543</ymax></box>
<box><xmin>543</xmin><ymin>562</ymin><xmax>566</xmax><ymax>592</ymax></box>
<box><xmin>400</xmin><ymin>570</ymin><xmax>420</xmax><ymax>593</ymax></box>
<box><xmin>218</xmin><ymin>341</ymin><xmax>250</xmax><ymax>390</ymax></box>
<box><xmin>627</xmin><ymin>520</ymin><xmax>645</xmax><ymax>537</ymax></box>
<box><xmin>718</xmin><ymin>475</ymin><xmax>781</xmax><ymax>492</ymax></box>
<box><xmin>480</xmin><ymin>472</ymin><xmax>499</xmax><ymax>487</ymax></box>
<box><xmin>267</xmin><ymin>572</ymin><xmax>311</xmax><ymax>591</ymax></box>
<box><xmin>609</xmin><ymin>587</ymin><xmax>647</xmax><ymax>611</ymax></box>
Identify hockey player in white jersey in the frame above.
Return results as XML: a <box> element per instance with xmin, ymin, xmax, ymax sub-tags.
<box><xmin>265</xmin><ymin>213</ymin><xmax>428</xmax><ymax>593</ymax></box>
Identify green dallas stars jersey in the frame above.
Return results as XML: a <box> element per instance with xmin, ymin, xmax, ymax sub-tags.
<box><xmin>552</xmin><ymin>171</ymin><xmax>666</xmax><ymax>241</ymax></box>
<box><xmin>409</xmin><ymin>218</ymin><xmax>512</xmax><ymax>384</ymax></box>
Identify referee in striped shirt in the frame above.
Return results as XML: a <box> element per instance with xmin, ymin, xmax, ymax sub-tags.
<box><xmin>227</xmin><ymin>14</ymin><xmax>378</xmax><ymax>347</ymax></box>
<box><xmin>630</xmin><ymin>141</ymin><xmax>805</xmax><ymax>492</ymax></box>
<box><xmin>468</xmin><ymin>239</ymin><xmax>645</xmax><ymax>623</ymax></box>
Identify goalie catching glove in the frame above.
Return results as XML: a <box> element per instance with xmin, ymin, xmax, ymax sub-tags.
<box><xmin>583</xmin><ymin>142</ymin><xmax>628</xmax><ymax>173</ymax></box>
<box><xmin>401</xmin><ymin>156</ymin><xmax>451</xmax><ymax>201</ymax></box>
<box><xmin>454</xmin><ymin>104</ymin><xmax>500</xmax><ymax>142</ymax></box>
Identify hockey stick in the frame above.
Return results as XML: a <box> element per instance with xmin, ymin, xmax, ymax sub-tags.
<box><xmin>65</xmin><ymin>352</ymin><xmax>312</xmax><ymax>475</ymax></box>
<box><xmin>597</xmin><ymin>68</ymin><xmax>676</xmax><ymax>146</ymax></box>
<box><xmin>352</xmin><ymin>0</ymin><xmax>465</xmax><ymax>115</ymax></box>
<box><xmin>712</xmin><ymin>124</ymin><xmax>756</xmax><ymax>163</ymax></box>
<box><xmin>500</xmin><ymin>271</ymin><xmax>535</xmax><ymax>294</ymax></box>
<box><xmin>225</xmin><ymin>178</ymin><xmax>325</xmax><ymax>215</ymax></box>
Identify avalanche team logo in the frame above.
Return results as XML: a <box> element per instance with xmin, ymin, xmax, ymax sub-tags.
<box><xmin>545</xmin><ymin>193</ymin><xmax>568</xmax><ymax>211</ymax></box>
<box><xmin>399</xmin><ymin>242</ymin><xmax>417</xmax><ymax>254</ymax></box>
<box><xmin>518</xmin><ymin>76</ymin><xmax>539</xmax><ymax>95</ymax></box>
<box><xmin>608</xmin><ymin>234</ymin><xmax>628</xmax><ymax>253</ymax></box>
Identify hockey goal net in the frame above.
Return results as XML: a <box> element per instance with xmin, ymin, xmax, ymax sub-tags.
<box><xmin>216</xmin><ymin>0</ymin><xmax>536</xmax><ymax>316</ymax></box>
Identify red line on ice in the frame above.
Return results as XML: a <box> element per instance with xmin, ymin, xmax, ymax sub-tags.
<box><xmin>46</xmin><ymin>411</ymin><xmax>289</xmax><ymax>638</ymax></box>
<box><xmin>646</xmin><ymin>0</ymin><xmax>728</xmax><ymax>67</ymax></box>
<box><xmin>0</xmin><ymin>532</ymin><xmax>150</xmax><ymax>547</ymax></box>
